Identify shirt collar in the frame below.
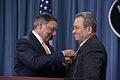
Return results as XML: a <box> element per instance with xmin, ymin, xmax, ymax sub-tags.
<box><xmin>80</xmin><ymin>37</ymin><xmax>90</xmax><ymax>47</ymax></box>
<box><xmin>32</xmin><ymin>30</ymin><xmax>43</xmax><ymax>44</ymax></box>
<box><xmin>32</xmin><ymin>30</ymin><xmax>51</xmax><ymax>54</ymax></box>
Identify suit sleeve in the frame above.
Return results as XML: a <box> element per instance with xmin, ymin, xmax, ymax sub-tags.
<box><xmin>82</xmin><ymin>51</ymin><xmax>106</xmax><ymax>80</ymax></box>
<box><xmin>16</xmin><ymin>38</ymin><xmax>65</xmax><ymax>70</ymax></box>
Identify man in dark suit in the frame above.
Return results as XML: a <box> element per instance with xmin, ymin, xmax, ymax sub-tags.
<box><xmin>14</xmin><ymin>13</ymin><xmax>76</xmax><ymax>77</ymax></box>
<box><xmin>65</xmin><ymin>12</ymin><xmax>107</xmax><ymax>80</ymax></box>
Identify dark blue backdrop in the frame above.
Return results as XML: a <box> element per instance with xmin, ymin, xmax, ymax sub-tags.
<box><xmin>0</xmin><ymin>0</ymin><xmax>120</xmax><ymax>80</ymax></box>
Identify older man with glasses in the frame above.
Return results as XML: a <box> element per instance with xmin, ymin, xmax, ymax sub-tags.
<box><xmin>14</xmin><ymin>13</ymin><xmax>76</xmax><ymax>78</ymax></box>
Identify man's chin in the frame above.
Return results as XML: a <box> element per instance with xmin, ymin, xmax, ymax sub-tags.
<box><xmin>75</xmin><ymin>37</ymin><xmax>78</xmax><ymax>41</ymax></box>
<box><xmin>45</xmin><ymin>38</ymin><xmax>49</xmax><ymax>43</ymax></box>
<box><xmin>49</xmin><ymin>36</ymin><xmax>53</xmax><ymax>40</ymax></box>
<box><xmin>46</xmin><ymin>37</ymin><xmax>52</xmax><ymax>42</ymax></box>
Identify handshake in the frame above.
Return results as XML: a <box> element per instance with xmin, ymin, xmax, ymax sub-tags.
<box><xmin>63</xmin><ymin>49</ymin><xmax>77</xmax><ymax>64</ymax></box>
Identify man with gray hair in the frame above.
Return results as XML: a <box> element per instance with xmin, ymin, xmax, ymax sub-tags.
<box><xmin>14</xmin><ymin>13</ymin><xmax>76</xmax><ymax>77</ymax></box>
<box><xmin>65</xmin><ymin>12</ymin><xmax>107</xmax><ymax>80</ymax></box>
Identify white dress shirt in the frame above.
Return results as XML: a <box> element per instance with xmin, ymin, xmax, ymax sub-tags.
<box><xmin>80</xmin><ymin>37</ymin><xmax>90</xmax><ymax>47</ymax></box>
<box><xmin>32</xmin><ymin>30</ymin><xmax>51</xmax><ymax>54</ymax></box>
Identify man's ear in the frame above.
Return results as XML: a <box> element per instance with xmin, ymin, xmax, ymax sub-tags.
<box><xmin>38</xmin><ymin>20</ymin><xmax>44</xmax><ymax>29</ymax></box>
<box><xmin>87</xmin><ymin>26</ymin><xmax>92</xmax><ymax>34</ymax></box>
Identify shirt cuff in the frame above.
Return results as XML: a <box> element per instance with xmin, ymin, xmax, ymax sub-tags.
<box><xmin>62</xmin><ymin>51</ymin><xmax>65</xmax><ymax>56</ymax></box>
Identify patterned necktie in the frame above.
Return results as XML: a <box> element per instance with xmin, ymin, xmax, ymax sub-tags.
<box><xmin>70</xmin><ymin>46</ymin><xmax>81</xmax><ymax>59</ymax></box>
<box><xmin>76</xmin><ymin>46</ymin><xmax>81</xmax><ymax>55</ymax></box>
<box><xmin>42</xmin><ymin>42</ymin><xmax>50</xmax><ymax>55</ymax></box>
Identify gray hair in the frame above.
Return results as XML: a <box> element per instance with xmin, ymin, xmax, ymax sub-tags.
<box><xmin>75</xmin><ymin>12</ymin><xmax>97</xmax><ymax>32</ymax></box>
<box><xmin>33</xmin><ymin>13</ymin><xmax>57</xmax><ymax>28</ymax></box>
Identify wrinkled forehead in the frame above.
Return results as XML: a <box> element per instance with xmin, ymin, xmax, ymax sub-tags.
<box><xmin>47</xmin><ymin>21</ymin><xmax>57</xmax><ymax>28</ymax></box>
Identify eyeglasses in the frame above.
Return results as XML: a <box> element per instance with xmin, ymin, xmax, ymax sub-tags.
<box><xmin>73</xmin><ymin>26</ymin><xmax>85</xmax><ymax>30</ymax></box>
<box><xmin>73</xmin><ymin>26</ymin><xmax>80</xmax><ymax>30</ymax></box>
<box><xmin>46</xmin><ymin>24</ymin><xmax>56</xmax><ymax>32</ymax></box>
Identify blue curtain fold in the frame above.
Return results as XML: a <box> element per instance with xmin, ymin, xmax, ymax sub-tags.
<box><xmin>0</xmin><ymin>0</ymin><xmax>40</xmax><ymax>76</ymax></box>
<box><xmin>0</xmin><ymin>0</ymin><xmax>120</xmax><ymax>80</ymax></box>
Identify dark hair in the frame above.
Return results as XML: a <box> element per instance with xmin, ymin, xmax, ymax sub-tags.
<box><xmin>33</xmin><ymin>13</ymin><xmax>57</xmax><ymax>28</ymax></box>
<box><xmin>75</xmin><ymin>12</ymin><xmax>97</xmax><ymax>33</ymax></box>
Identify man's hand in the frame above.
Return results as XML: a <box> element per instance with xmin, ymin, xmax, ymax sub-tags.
<box><xmin>63</xmin><ymin>49</ymin><xmax>76</xmax><ymax>64</ymax></box>
<box><xmin>63</xmin><ymin>49</ymin><xmax>76</xmax><ymax>57</ymax></box>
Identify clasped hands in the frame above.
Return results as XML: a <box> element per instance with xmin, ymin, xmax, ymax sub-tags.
<box><xmin>63</xmin><ymin>49</ymin><xmax>77</xmax><ymax>64</ymax></box>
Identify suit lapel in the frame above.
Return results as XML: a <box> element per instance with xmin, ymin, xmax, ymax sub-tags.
<box><xmin>79</xmin><ymin>35</ymin><xmax>97</xmax><ymax>53</ymax></box>
<box><xmin>47</xmin><ymin>44</ymin><xmax>55</xmax><ymax>53</ymax></box>
<box><xmin>29</xmin><ymin>32</ymin><xmax>47</xmax><ymax>55</ymax></box>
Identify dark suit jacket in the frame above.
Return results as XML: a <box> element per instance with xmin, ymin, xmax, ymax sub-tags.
<box><xmin>14</xmin><ymin>32</ymin><xmax>65</xmax><ymax>77</ymax></box>
<box><xmin>65</xmin><ymin>35</ymin><xmax>107</xmax><ymax>80</ymax></box>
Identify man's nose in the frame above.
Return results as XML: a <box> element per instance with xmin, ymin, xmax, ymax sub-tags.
<box><xmin>72</xmin><ymin>29</ymin><xmax>75</xmax><ymax>34</ymax></box>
